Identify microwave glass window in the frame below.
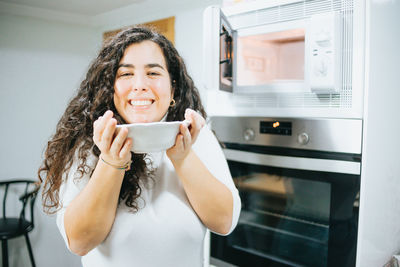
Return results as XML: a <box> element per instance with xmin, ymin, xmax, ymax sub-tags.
<box><xmin>237</xmin><ymin>28</ymin><xmax>305</xmax><ymax>86</ymax></box>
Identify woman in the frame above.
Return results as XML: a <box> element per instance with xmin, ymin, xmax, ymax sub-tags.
<box><xmin>38</xmin><ymin>26</ymin><xmax>240</xmax><ymax>267</ymax></box>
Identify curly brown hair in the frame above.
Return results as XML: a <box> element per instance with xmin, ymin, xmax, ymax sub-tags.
<box><xmin>38</xmin><ymin>26</ymin><xmax>207</xmax><ymax>214</ymax></box>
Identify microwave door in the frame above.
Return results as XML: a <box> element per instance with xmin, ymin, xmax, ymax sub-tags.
<box><xmin>219</xmin><ymin>10</ymin><xmax>235</xmax><ymax>92</ymax></box>
<box><xmin>203</xmin><ymin>6</ymin><xmax>235</xmax><ymax>94</ymax></box>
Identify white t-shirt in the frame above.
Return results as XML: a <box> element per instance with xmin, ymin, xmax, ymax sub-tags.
<box><xmin>56</xmin><ymin>125</ymin><xmax>241</xmax><ymax>267</ymax></box>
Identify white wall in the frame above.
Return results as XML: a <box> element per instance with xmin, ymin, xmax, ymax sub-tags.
<box><xmin>357</xmin><ymin>0</ymin><xmax>400</xmax><ymax>266</ymax></box>
<box><xmin>0</xmin><ymin>13</ymin><xmax>100</xmax><ymax>267</ymax></box>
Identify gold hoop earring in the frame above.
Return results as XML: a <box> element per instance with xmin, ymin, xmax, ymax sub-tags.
<box><xmin>169</xmin><ymin>99</ymin><xmax>176</xmax><ymax>107</ymax></box>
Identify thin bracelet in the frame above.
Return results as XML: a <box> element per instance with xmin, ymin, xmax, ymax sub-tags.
<box><xmin>100</xmin><ymin>156</ymin><xmax>132</xmax><ymax>171</ymax></box>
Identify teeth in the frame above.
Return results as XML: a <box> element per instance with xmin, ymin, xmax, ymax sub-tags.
<box><xmin>130</xmin><ymin>100</ymin><xmax>152</xmax><ymax>106</ymax></box>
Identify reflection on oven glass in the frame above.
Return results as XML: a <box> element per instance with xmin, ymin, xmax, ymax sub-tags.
<box><xmin>231</xmin><ymin>173</ymin><xmax>331</xmax><ymax>266</ymax></box>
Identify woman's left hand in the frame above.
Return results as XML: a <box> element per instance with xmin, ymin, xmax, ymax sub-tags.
<box><xmin>167</xmin><ymin>108</ymin><xmax>205</xmax><ymax>163</ymax></box>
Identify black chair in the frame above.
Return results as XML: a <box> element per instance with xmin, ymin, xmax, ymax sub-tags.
<box><xmin>0</xmin><ymin>179</ymin><xmax>40</xmax><ymax>267</ymax></box>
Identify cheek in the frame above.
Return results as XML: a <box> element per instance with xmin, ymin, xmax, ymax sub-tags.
<box><xmin>153</xmin><ymin>80</ymin><xmax>172</xmax><ymax>101</ymax></box>
<box><xmin>114</xmin><ymin>80</ymin><xmax>132</xmax><ymax>100</ymax></box>
<box><xmin>114</xmin><ymin>80</ymin><xmax>130</xmax><ymax>95</ymax></box>
<box><xmin>113</xmin><ymin>93</ymin><xmax>122</xmax><ymax>112</ymax></box>
<box><xmin>113</xmin><ymin>83</ymin><xmax>128</xmax><ymax>109</ymax></box>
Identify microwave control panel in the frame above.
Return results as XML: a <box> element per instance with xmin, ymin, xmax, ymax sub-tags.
<box><xmin>308</xmin><ymin>12</ymin><xmax>341</xmax><ymax>94</ymax></box>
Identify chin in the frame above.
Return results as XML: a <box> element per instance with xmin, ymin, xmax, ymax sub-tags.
<box><xmin>125</xmin><ymin>114</ymin><xmax>155</xmax><ymax>124</ymax></box>
<box><xmin>123</xmin><ymin>110</ymin><xmax>166</xmax><ymax>124</ymax></box>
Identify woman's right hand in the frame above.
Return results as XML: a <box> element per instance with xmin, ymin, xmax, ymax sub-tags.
<box><xmin>67</xmin><ymin>110</ymin><xmax>132</xmax><ymax>255</ymax></box>
<box><xmin>93</xmin><ymin>110</ymin><xmax>132</xmax><ymax>167</ymax></box>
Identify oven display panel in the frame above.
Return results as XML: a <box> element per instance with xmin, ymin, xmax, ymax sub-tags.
<box><xmin>260</xmin><ymin>121</ymin><xmax>292</xmax><ymax>135</ymax></box>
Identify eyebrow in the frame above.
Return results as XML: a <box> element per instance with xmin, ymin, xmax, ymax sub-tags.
<box><xmin>118</xmin><ymin>63</ymin><xmax>165</xmax><ymax>70</ymax></box>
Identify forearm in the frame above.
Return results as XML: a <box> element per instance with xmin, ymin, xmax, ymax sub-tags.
<box><xmin>172</xmin><ymin>150</ymin><xmax>233</xmax><ymax>234</ymax></box>
<box><xmin>64</xmin><ymin>160</ymin><xmax>125</xmax><ymax>255</ymax></box>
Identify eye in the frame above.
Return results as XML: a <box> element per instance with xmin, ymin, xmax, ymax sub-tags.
<box><xmin>117</xmin><ymin>72</ymin><xmax>133</xmax><ymax>79</ymax></box>
<box><xmin>148</xmin><ymin>71</ymin><xmax>160</xmax><ymax>76</ymax></box>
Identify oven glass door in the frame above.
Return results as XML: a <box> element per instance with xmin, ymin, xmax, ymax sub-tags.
<box><xmin>211</xmin><ymin>159</ymin><xmax>360</xmax><ymax>267</ymax></box>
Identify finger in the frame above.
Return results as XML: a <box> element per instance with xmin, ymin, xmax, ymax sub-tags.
<box><xmin>93</xmin><ymin>119</ymin><xmax>101</xmax><ymax>144</ymax></box>
<box><xmin>192</xmin><ymin>110</ymin><xmax>205</xmax><ymax>130</ymax></box>
<box><xmin>119</xmin><ymin>138</ymin><xmax>132</xmax><ymax>159</ymax></box>
<box><xmin>181</xmin><ymin>124</ymin><xmax>192</xmax><ymax>150</ymax></box>
<box><xmin>99</xmin><ymin>110</ymin><xmax>113</xmax><ymax>126</ymax></box>
<box><xmin>184</xmin><ymin>109</ymin><xmax>194</xmax><ymax>133</ymax></box>
<box><xmin>176</xmin><ymin>134</ymin><xmax>185</xmax><ymax>151</ymax></box>
<box><xmin>110</xmin><ymin>127</ymin><xmax>129</xmax><ymax>157</ymax></box>
<box><xmin>184</xmin><ymin>108</ymin><xmax>193</xmax><ymax>123</ymax></box>
<box><xmin>185</xmin><ymin>109</ymin><xmax>205</xmax><ymax>143</ymax></box>
<box><xmin>171</xmin><ymin>133</ymin><xmax>184</xmax><ymax>152</ymax></box>
<box><xmin>96</xmin><ymin>111</ymin><xmax>114</xmax><ymax>139</ymax></box>
<box><xmin>100</xmin><ymin>118</ymin><xmax>117</xmax><ymax>151</ymax></box>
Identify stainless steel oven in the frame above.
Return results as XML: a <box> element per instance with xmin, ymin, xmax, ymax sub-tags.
<box><xmin>210</xmin><ymin>116</ymin><xmax>362</xmax><ymax>267</ymax></box>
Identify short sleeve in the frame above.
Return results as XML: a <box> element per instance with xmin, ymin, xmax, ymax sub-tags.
<box><xmin>56</xmin><ymin>152</ymin><xmax>96</xmax><ymax>251</ymax></box>
<box><xmin>192</xmin><ymin>124</ymin><xmax>241</xmax><ymax>235</ymax></box>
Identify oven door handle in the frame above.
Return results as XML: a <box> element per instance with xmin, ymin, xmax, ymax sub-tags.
<box><xmin>223</xmin><ymin>149</ymin><xmax>361</xmax><ymax>175</ymax></box>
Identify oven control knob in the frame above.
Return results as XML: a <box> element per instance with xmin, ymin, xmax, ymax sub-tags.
<box><xmin>297</xmin><ymin>132</ymin><xmax>309</xmax><ymax>145</ymax></box>
<box><xmin>243</xmin><ymin>128</ymin><xmax>255</xmax><ymax>141</ymax></box>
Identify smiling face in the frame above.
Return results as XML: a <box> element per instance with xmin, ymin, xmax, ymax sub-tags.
<box><xmin>113</xmin><ymin>40</ymin><xmax>173</xmax><ymax>123</ymax></box>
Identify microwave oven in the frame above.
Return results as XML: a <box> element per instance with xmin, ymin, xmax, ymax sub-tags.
<box><xmin>203</xmin><ymin>0</ymin><xmax>365</xmax><ymax>119</ymax></box>
<box><xmin>208</xmin><ymin>6</ymin><xmax>341</xmax><ymax>94</ymax></box>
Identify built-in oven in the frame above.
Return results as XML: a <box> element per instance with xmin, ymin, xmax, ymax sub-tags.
<box><xmin>210</xmin><ymin>116</ymin><xmax>362</xmax><ymax>267</ymax></box>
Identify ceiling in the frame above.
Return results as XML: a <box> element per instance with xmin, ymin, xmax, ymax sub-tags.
<box><xmin>0</xmin><ymin>0</ymin><xmax>220</xmax><ymax>26</ymax></box>
<box><xmin>0</xmin><ymin>0</ymin><xmax>147</xmax><ymax>16</ymax></box>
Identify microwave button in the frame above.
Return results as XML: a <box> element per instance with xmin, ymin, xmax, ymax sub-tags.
<box><xmin>315</xmin><ymin>29</ymin><xmax>332</xmax><ymax>47</ymax></box>
<box><xmin>313</xmin><ymin>55</ymin><xmax>331</xmax><ymax>77</ymax></box>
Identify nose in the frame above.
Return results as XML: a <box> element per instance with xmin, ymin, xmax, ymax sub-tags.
<box><xmin>132</xmin><ymin>74</ymin><xmax>148</xmax><ymax>92</ymax></box>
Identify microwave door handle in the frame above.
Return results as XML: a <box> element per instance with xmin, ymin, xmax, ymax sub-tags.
<box><xmin>220</xmin><ymin>31</ymin><xmax>229</xmax><ymax>37</ymax></box>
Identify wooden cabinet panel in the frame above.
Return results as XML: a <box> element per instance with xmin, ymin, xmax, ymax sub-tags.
<box><xmin>103</xmin><ymin>16</ymin><xmax>175</xmax><ymax>44</ymax></box>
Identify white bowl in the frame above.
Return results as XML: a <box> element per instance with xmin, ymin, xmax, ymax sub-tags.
<box><xmin>116</xmin><ymin>121</ymin><xmax>190</xmax><ymax>153</ymax></box>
